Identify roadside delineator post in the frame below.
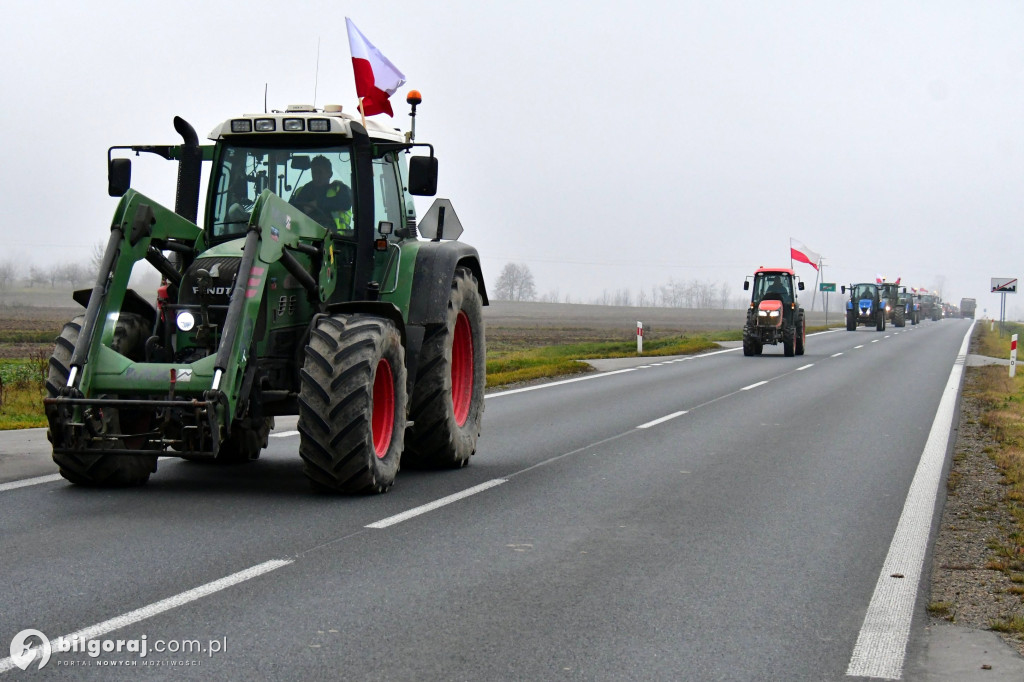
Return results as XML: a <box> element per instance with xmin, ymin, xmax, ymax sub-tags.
<box><xmin>637</xmin><ymin>321</ymin><xmax>643</xmax><ymax>355</ymax></box>
<box><xmin>1011</xmin><ymin>334</ymin><xmax>1018</xmax><ymax>378</ymax></box>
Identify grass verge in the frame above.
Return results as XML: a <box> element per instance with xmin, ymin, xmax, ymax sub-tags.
<box><xmin>966</xmin><ymin>321</ymin><xmax>1024</xmax><ymax>630</ymax></box>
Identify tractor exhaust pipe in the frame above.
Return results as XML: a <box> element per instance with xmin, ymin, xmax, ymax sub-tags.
<box><xmin>173</xmin><ymin>116</ymin><xmax>202</xmax><ymax>225</ymax></box>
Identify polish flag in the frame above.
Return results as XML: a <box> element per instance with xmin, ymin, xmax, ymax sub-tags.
<box><xmin>790</xmin><ymin>238</ymin><xmax>821</xmax><ymax>270</ymax></box>
<box><xmin>346</xmin><ymin>18</ymin><xmax>406</xmax><ymax>117</ymax></box>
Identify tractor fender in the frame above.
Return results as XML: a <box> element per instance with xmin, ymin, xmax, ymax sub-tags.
<box><xmin>407</xmin><ymin>241</ymin><xmax>488</xmax><ymax>327</ymax></box>
<box><xmin>846</xmin><ymin>300</ymin><xmax>853</xmax><ymax>310</ymax></box>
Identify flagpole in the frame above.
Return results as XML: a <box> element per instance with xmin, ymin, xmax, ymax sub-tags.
<box><xmin>809</xmin><ymin>258</ymin><xmax>821</xmax><ymax>312</ymax></box>
<box><xmin>789</xmin><ymin>238</ymin><xmax>794</xmax><ymax>270</ymax></box>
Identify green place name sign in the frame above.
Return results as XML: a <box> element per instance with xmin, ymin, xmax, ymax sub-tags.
<box><xmin>819</xmin><ymin>283</ymin><xmax>836</xmax><ymax>292</ymax></box>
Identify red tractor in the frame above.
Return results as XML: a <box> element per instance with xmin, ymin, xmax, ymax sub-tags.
<box><xmin>742</xmin><ymin>268</ymin><xmax>806</xmax><ymax>357</ymax></box>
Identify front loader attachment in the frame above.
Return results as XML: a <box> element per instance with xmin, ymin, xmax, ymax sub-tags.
<box><xmin>45</xmin><ymin>189</ymin><xmax>335</xmax><ymax>473</ymax></box>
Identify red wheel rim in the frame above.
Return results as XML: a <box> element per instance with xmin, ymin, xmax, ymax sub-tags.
<box><xmin>371</xmin><ymin>358</ymin><xmax>395</xmax><ymax>458</ymax></box>
<box><xmin>451</xmin><ymin>311</ymin><xmax>473</xmax><ymax>427</ymax></box>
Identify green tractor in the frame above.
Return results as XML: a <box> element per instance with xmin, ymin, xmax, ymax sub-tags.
<box><xmin>44</xmin><ymin>95</ymin><xmax>487</xmax><ymax>494</ymax></box>
<box><xmin>877</xmin><ymin>281</ymin><xmax>907</xmax><ymax>327</ymax></box>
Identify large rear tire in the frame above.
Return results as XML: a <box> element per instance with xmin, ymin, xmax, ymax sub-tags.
<box><xmin>46</xmin><ymin>316</ymin><xmax>157</xmax><ymax>486</ymax></box>
<box><xmin>297</xmin><ymin>314</ymin><xmax>407</xmax><ymax>494</ymax></box>
<box><xmin>405</xmin><ymin>267</ymin><xmax>486</xmax><ymax>469</ymax></box>
<box><xmin>795</xmin><ymin>313</ymin><xmax>806</xmax><ymax>356</ymax></box>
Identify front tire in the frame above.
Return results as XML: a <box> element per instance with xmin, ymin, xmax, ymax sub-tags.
<box><xmin>405</xmin><ymin>267</ymin><xmax>486</xmax><ymax>469</ymax></box>
<box><xmin>46</xmin><ymin>316</ymin><xmax>157</xmax><ymax>486</ymax></box>
<box><xmin>846</xmin><ymin>310</ymin><xmax>856</xmax><ymax>331</ymax></box>
<box><xmin>783</xmin><ymin>323</ymin><xmax>795</xmax><ymax>357</ymax></box>
<box><xmin>298</xmin><ymin>315</ymin><xmax>407</xmax><ymax>494</ymax></box>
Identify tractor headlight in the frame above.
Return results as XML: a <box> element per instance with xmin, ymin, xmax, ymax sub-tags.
<box><xmin>176</xmin><ymin>311</ymin><xmax>196</xmax><ymax>332</ymax></box>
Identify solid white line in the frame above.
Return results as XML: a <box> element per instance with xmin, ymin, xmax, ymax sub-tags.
<box><xmin>846</xmin><ymin>322</ymin><xmax>974</xmax><ymax>679</ymax></box>
<box><xmin>636</xmin><ymin>411</ymin><xmax>688</xmax><ymax>429</ymax></box>
<box><xmin>269</xmin><ymin>430</ymin><xmax>299</xmax><ymax>438</ymax></box>
<box><xmin>0</xmin><ymin>474</ymin><xmax>62</xmax><ymax>492</ymax></box>
<box><xmin>366</xmin><ymin>479</ymin><xmax>507</xmax><ymax>529</ymax></box>
<box><xmin>796</xmin><ymin>364</ymin><xmax>813</xmax><ymax>371</ymax></box>
<box><xmin>741</xmin><ymin>381</ymin><xmax>768</xmax><ymax>391</ymax></box>
<box><xmin>0</xmin><ymin>559</ymin><xmax>292</xmax><ymax>674</ymax></box>
<box><xmin>486</xmin><ymin>368</ymin><xmax>638</xmax><ymax>398</ymax></box>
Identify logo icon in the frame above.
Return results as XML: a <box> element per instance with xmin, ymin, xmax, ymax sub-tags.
<box><xmin>10</xmin><ymin>629</ymin><xmax>51</xmax><ymax>670</ymax></box>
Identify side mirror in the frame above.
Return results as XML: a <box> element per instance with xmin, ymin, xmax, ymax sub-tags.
<box><xmin>743</xmin><ymin>281</ymin><xmax>749</xmax><ymax>291</ymax></box>
<box><xmin>108</xmin><ymin>158</ymin><xmax>132</xmax><ymax>197</ymax></box>
<box><xmin>291</xmin><ymin>156</ymin><xmax>311</xmax><ymax>170</ymax></box>
<box><xmin>408</xmin><ymin>155</ymin><xmax>438</xmax><ymax>196</ymax></box>
<box><xmin>841</xmin><ymin>285</ymin><xmax>847</xmax><ymax>294</ymax></box>
<box><xmin>798</xmin><ymin>282</ymin><xmax>805</xmax><ymax>291</ymax></box>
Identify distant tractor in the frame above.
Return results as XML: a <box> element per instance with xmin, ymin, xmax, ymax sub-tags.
<box><xmin>918</xmin><ymin>293</ymin><xmax>942</xmax><ymax>321</ymax></box>
<box><xmin>960</xmin><ymin>297</ymin><xmax>977</xmax><ymax>319</ymax></box>
<box><xmin>899</xmin><ymin>289</ymin><xmax>920</xmax><ymax>325</ymax></box>
<box><xmin>742</xmin><ymin>268</ymin><xmax>806</xmax><ymax>357</ymax></box>
<box><xmin>877</xmin><ymin>282</ymin><xmax>907</xmax><ymax>327</ymax></box>
<box><xmin>843</xmin><ymin>283</ymin><xmax>885</xmax><ymax>331</ymax></box>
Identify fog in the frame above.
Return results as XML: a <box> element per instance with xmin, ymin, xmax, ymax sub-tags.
<box><xmin>2</xmin><ymin>1</ymin><xmax>1021</xmax><ymax>317</ymax></box>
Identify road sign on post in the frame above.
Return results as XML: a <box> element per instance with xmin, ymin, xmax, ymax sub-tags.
<box><xmin>992</xmin><ymin>278</ymin><xmax>1018</xmax><ymax>293</ymax></box>
<box><xmin>819</xmin><ymin>283</ymin><xmax>836</xmax><ymax>292</ymax></box>
<box><xmin>992</xmin><ymin>277</ymin><xmax>1018</xmax><ymax>337</ymax></box>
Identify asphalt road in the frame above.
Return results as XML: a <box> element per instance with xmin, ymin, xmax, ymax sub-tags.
<box><xmin>0</xmin><ymin>318</ymin><xmax>1017</xmax><ymax>680</ymax></box>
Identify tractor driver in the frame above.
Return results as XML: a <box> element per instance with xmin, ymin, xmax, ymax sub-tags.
<box><xmin>290</xmin><ymin>155</ymin><xmax>353</xmax><ymax>234</ymax></box>
<box><xmin>765</xmin><ymin>275</ymin><xmax>790</xmax><ymax>300</ymax></box>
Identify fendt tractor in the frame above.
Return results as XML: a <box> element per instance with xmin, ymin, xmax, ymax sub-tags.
<box><xmin>44</xmin><ymin>94</ymin><xmax>488</xmax><ymax>494</ymax></box>
<box><xmin>918</xmin><ymin>293</ymin><xmax>942</xmax><ymax>322</ymax></box>
<box><xmin>741</xmin><ymin>268</ymin><xmax>806</xmax><ymax>357</ymax></box>
<box><xmin>876</xmin><ymin>281</ymin><xmax>908</xmax><ymax>327</ymax></box>
<box><xmin>843</xmin><ymin>283</ymin><xmax>885</xmax><ymax>331</ymax></box>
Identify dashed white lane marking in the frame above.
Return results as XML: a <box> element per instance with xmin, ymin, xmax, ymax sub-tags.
<box><xmin>269</xmin><ymin>430</ymin><xmax>299</xmax><ymax>438</ymax></box>
<box><xmin>832</xmin><ymin>352</ymin><xmax>844</xmax><ymax>357</ymax></box>
<box><xmin>872</xmin><ymin>339</ymin><xmax>880</xmax><ymax>343</ymax></box>
<box><xmin>846</xmin><ymin>322</ymin><xmax>974</xmax><ymax>679</ymax></box>
<box><xmin>366</xmin><ymin>479</ymin><xmax>508</xmax><ymax>529</ymax></box>
<box><xmin>854</xmin><ymin>345</ymin><xmax>864</xmax><ymax>349</ymax></box>
<box><xmin>0</xmin><ymin>559</ymin><xmax>292</xmax><ymax>674</ymax></box>
<box><xmin>796</xmin><ymin>364</ymin><xmax>813</xmax><ymax>371</ymax></box>
<box><xmin>636</xmin><ymin>411</ymin><xmax>688</xmax><ymax>429</ymax></box>
<box><xmin>0</xmin><ymin>474</ymin><xmax>62</xmax><ymax>492</ymax></box>
<box><xmin>741</xmin><ymin>380</ymin><xmax>768</xmax><ymax>391</ymax></box>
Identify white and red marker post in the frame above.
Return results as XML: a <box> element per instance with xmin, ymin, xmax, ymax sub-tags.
<box><xmin>1011</xmin><ymin>334</ymin><xmax>1018</xmax><ymax>378</ymax></box>
<box><xmin>637</xmin><ymin>321</ymin><xmax>643</xmax><ymax>355</ymax></box>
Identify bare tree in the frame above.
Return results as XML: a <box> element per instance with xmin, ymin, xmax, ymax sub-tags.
<box><xmin>27</xmin><ymin>265</ymin><xmax>48</xmax><ymax>288</ymax></box>
<box><xmin>493</xmin><ymin>263</ymin><xmax>537</xmax><ymax>302</ymax></box>
<box><xmin>91</xmin><ymin>241</ymin><xmax>106</xmax><ymax>271</ymax></box>
<box><xmin>0</xmin><ymin>260</ymin><xmax>18</xmax><ymax>290</ymax></box>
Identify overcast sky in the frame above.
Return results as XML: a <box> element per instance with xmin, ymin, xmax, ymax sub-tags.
<box><xmin>2</xmin><ymin>1</ymin><xmax>1022</xmax><ymax>316</ymax></box>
